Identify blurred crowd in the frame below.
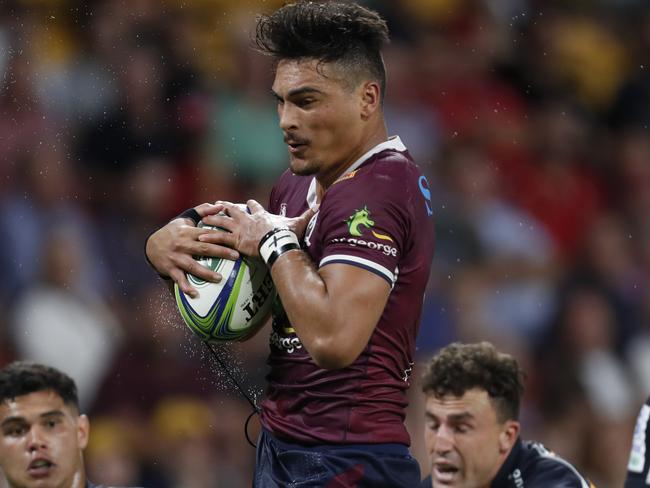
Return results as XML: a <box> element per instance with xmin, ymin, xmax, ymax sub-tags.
<box><xmin>0</xmin><ymin>0</ymin><xmax>649</xmax><ymax>486</ymax></box>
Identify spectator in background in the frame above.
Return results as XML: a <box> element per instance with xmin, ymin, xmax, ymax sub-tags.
<box><xmin>10</xmin><ymin>226</ymin><xmax>122</xmax><ymax>410</ymax></box>
<box><xmin>420</xmin><ymin>342</ymin><xmax>594</xmax><ymax>487</ymax></box>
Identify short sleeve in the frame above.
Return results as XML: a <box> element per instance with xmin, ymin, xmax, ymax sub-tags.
<box><xmin>315</xmin><ymin>162</ymin><xmax>413</xmax><ymax>286</ymax></box>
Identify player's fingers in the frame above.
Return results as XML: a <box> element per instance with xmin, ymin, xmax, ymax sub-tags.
<box><xmin>246</xmin><ymin>199</ymin><xmax>265</xmax><ymax>215</ymax></box>
<box><xmin>193</xmin><ymin>237</ymin><xmax>239</xmax><ymax>260</ymax></box>
<box><xmin>195</xmin><ymin>202</ymin><xmax>225</xmax><ymax>218</ymax></box>
<box><xmin>200</xmin><ymin>213</ymin><xmax>234</xmax><ymax>232</ymax></box>
<box><xmin>170</xmin><ymin>269</ymin><xmax>198</xmax><ymax>298</ymax></box>
<box><xmin>194</xmin><ymin>239</ymin><xmax>239</xmax><ymax>261</ymax></box>
<box><xmin>180</xmin><ymin>255</ymin><xmax>223</xmax><ymax>283</ymax></box>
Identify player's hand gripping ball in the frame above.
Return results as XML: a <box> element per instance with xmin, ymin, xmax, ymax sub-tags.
<box><xmin>174</xmin><ymin>211</ymin><xmax>276</xmax><ymax>342</ymax></box>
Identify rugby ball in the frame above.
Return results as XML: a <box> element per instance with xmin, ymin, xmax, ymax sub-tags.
<box><xmin>174</xmin><ymin>220</ymin><xmax>276</xmax><ymax>342</ymax></box>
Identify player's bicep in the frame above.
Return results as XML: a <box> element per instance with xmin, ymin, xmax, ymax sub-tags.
<box><xmin>319</xmin><ymin>262</ymin><xmax>391</xmax><ymax>354</ymax></box>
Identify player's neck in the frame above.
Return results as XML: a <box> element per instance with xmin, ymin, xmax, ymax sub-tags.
<box><xmin>316</xmin><ymin>123</ymin><xmax>388</xmax><ymax>193</ymax></box>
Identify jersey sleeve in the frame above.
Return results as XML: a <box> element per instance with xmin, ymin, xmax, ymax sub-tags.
<box><xmin>625</xmin><ymin>397</ymin><xmax>650</xmax><ymax>487</ymax></box>
<box><xmin>315</xmin><ymin>162</ymin><xmax>413</xmax><ymax>286</ymax></box>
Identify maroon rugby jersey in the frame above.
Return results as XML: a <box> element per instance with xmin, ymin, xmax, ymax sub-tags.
<box><xmin>261</xmin><ymin>136</ymin><xmax>435</xmax><ymax>445</ymax></box>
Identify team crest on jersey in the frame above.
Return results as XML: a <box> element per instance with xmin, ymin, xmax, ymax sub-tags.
<box><xmin>279</xmin><ymin>203</ymin><xmax>287</xmax><ymax>217</ymax></box>
<box><xmin>346</xmin><ymin>206</ymin><xmax>394</xmax><ymax>242</ymax></box>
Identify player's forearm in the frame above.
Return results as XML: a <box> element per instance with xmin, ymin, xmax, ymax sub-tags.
<box><xmin>269</xmin><ymin>251</ymin><xmax>369</xmax><ymax>369</ymax></box>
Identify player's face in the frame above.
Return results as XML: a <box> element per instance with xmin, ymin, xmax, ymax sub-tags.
<box><xmin>0</xmin><ymin>390</ymin><xmax>89</xmax><ymax>488</ymax></box>
<box><xmin>424</xmin><ymin>389</ymin><xmax>518</xmax><ymax>488</ymax></box>
<box><xmin>272</xmin><ymin>58</ymin><xmax>369</xmax><ymax>187</ymax></box>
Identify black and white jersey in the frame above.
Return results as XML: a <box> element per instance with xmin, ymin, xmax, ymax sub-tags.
<box><xmin>626</xmin><ymin>396</ymin><xmax>650</xmax><ymax>487</ymax></box>
<box><xmin>421</xmin><ymin>437</ymin><xmax>594</xmax><ymax>487</ymax></box>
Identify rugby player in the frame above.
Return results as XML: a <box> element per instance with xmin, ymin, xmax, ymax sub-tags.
<box><xmin>145</xmin><ymin>1</ymin><xmax>435</xmax><ymax>486</ymax></box>
<box><xmin>421</xmin><ymin>342</ymin><xmax>595</xmax><ymax>488</ymax></box>
<box><xmin>0</xmin><ymin>361</ymin><xmax>129</xmax><ymax>488</ymax></box>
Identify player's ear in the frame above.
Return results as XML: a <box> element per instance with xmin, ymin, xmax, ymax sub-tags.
<box><xmin>77</xmin><ymin>414</ymin><xmax>90</xmax><ymax>450</ymax></box>
<box><xmin>498</xmin><ymin>420</ymin><xmax>520</xmax><ymax>454</ymax></box>
<box><xmin>359</xmin><ymin>80</ymin><xmax>381</xmax><ymax>119</ymax></box>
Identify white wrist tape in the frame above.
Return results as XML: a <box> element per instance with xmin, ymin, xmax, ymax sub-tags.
<box><xmin>258</xmin><ymin>228</ymin><xmax>301</xmax><ymax>268</ymax></box>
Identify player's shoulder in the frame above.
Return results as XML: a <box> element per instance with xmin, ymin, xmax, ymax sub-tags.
<box><xmin>332</xmin><ymin>148</ymin><xmax>422</xmax><ymax>195</ymax></box>
<box><xmin>519</xmin><ymin>441</ymin><xmax>593</xmax><ymax>487</ymax></box>
<box><xmin>364</xmin><ymin>145</ymin><xmax>421</xmax><ymax>177</ymax></box>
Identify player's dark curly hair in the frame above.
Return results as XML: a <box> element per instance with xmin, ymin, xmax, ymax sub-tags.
<box><xmin>255</xmin><ymin>1</ymin><xmax>389</xmax><ymax>100</ymax></box>
<box><xmin>422</xmin><ymin>342</ymin><xmax>525</xmax><ymax>423</ymax></box>
<box><xmin>0</xmin><ymin>361</ymin><xmax>80</xmax><ymax>411</ymax></box>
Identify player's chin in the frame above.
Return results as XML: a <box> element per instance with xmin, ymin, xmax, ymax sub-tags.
<box><xmin>289</xmin><ymin>157</ymin><xmax>317</xmax><ymax>176</ymax></box>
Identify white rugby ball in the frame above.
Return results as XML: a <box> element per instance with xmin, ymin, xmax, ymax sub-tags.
<box><xmin>174</xmin><ymin>220</ymin><xmax>276</xmax><ymax>342</ymax></box>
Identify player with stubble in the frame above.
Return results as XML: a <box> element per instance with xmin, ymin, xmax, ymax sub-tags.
<box><xmin>145</xmin><ymin>1</ymin><xmax>435</xmax><ymax>486</ymax></box>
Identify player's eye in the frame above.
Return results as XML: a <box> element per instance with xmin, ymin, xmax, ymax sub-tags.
<box><xmin>425</xmin><ymin>420</ymin><xmax>439</xmax><ymax>431</ymax></box>
<box><xmin>296</xmin><ymin>98</ymin><xmax>315</xmax><ymax>108</ymax></box>
<box><xmin>43</xmin><ymin>418</ymin><xmax>61</xmax><ymax>429</ymax></box>
<box><xmin>3</xmin><ymin>425</ymin><xmax>27</xmax><ymax>437</ymax></box>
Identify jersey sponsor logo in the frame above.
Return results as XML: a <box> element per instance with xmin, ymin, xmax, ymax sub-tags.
<box><xmin>270</xmin><ymin>299</ymin><xmax>303</xmax><ymax>353</ymax></box>
<box><xmin>331</xmin><ymin>236</ymin><xmax>398</xmax><ymax>257</ymax></box>
<box><xmin>269</xmin><ymin>329</ymin><xmax>303</xmax><ymax>354</ymax></box>
<box><xmin>510</xmin><ymin>468</ymin><xmax>524</xmax><ymax>487</ymax></box>
<box><xmin>628</xmin><ymin>404</ymin><xmax>650</xmax><ymax>473</ymax></box>
<box><xmin>402</xmin><ymin>362</ymin><xmax>414</xmax><ymax>382</ymax></box>
<box><xmin>418</xmin><ymin>175</ymin><xmax>433</xmax><ymax>216</ymax></box>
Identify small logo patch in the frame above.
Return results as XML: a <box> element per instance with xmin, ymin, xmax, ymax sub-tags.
<box><xmin>628</xmin><ymin>404</ymin><xmax>650</xmax><ymax>473</ymax></box>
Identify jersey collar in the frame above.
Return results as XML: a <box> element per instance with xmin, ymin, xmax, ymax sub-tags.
<box><xmin>491</xmin><ymin>437</ymin><xmax>523</xmax><ymax>487</ymax></box>
<box><xmin>306</xmin><ymin>136</ymin><xmax>407</xmax><ymax>209</ymax></box>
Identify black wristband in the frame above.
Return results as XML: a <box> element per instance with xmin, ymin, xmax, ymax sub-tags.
<box><xmin>258</xmin><ymin>228</ymin><xmax>301</xmax><ymax>268</ymax></box>
<box><xmin>176</xmin><ymin>207</ymin><xmax>201</xmax><ymax>225</ymax></box>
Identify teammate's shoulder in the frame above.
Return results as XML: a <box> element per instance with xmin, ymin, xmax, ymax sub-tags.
<box><xmin>521</xmin><ymin>441</ymin><xmax>593</xmax><ymax>487</ymax></box>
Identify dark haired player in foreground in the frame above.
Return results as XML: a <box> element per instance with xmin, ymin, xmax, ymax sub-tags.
<box><xmin>421</xmin><ymin>342</ymin><xmax>594</xmax><ymax>487</ymax></box>
<box><xmin>625</xmin><ymin>396</ymin><xmax>650</xmax><ymax>487</ymax></box>
<box><xmin>0</xmin><ymin>361</ymin><xmax>124</xmax><ymax>488</ymax></box>
<box><xmin>146</xmin><ymin>1</ymin><xmax>435</xmax><ymax>486</ymax></box>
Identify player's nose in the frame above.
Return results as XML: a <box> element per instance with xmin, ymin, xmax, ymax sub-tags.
<box><xmin>278</xmin><ymin>104</ymin><xmax>299</xmax><ymax>132</ymax></box>
<box><xmin>26</xmin><ymin>426</ymin><xmax>48</xmax><ymax>452</ymax></box>
<box><xmin>433</xmin><ymin>426</ymin><xmax>455</xmax><ymax>454</ymax></box>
